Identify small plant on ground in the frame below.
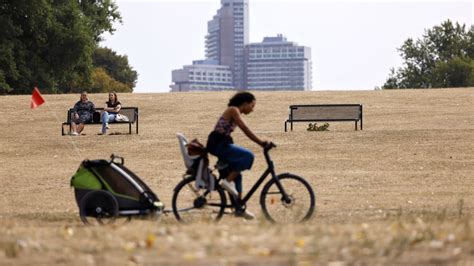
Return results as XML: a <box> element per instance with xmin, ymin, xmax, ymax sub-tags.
<box><xmin>307</xmin><ymin>123</ymin><xmax>330</xmax><ymax>131</ymax></box>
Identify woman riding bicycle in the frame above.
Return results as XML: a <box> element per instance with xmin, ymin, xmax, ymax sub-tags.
<box><xmin>206</xmin><ymin>91</ymin><xmax>268</xmax><ymax>220</ymax></box>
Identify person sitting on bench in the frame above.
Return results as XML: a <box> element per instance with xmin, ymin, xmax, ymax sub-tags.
<box><xmin>99</xmin><ymin>91</ymin><xmax>122</xmax><ymax>135</ymax></box>
<box><xmin>70</xmin><ymin>91</ymin><xmax>95</xmax><ymax>136</ymax></box>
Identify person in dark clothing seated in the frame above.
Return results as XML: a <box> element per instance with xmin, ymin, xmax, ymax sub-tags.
<box><xmin>70</xmin><ymin>91</ymin><xmax>95</xmax><ymax>136</ymax></box>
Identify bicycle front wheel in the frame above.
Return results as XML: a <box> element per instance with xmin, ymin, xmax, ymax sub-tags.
<box><xmin>172</xmin><ymin>176</ymin><xmax>227</xmax><ymax>223</ymax></box>
<box><xmin>260</xmin><ymin>173</ymin><xmax>315</xmax><ymax>223</ymax></box>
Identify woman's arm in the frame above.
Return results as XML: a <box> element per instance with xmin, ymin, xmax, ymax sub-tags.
<box><xmin>103</xmin><ymin>104</ymin><xmax>113</xmax><ymax>112</ymax></box>
<box><xmin>72</xmin><ymin>102</ymin><xmax>80</xmax><ymax>118</ymax></box>
<box><xmin>227</xmin><ymin>107</ymin><xmax>265</xmax><ymax>147</ymax></box>
<box><xmin>104</xmin><ymin>103</ymin><xmax>121</xmax><ymax>112</ymax></box>
<box><xmin>114</xmin><ymin>104</ymin><xmax>122</xmax><ymax>113</ymax></box>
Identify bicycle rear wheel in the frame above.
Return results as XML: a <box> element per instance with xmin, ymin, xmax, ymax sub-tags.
<box><xmin>172</xmin><ymin>176</ymin><xmax>227</xmax><ymax>223</ymax></box>
<box><xmin>260</xmin><ymin>173</ymin><xmax>315</xmax><ymax>223</ymax></box>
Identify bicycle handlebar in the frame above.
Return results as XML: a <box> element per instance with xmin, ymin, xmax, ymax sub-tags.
<box><xmin>264</xmin><ymin>142</ymin><xmax>276</xmax><ymax>150</ymax></box>
<box><xmin>263</xmin><ymin>142</ymin><xmax>276</xmax><ymax>165</ymax></box>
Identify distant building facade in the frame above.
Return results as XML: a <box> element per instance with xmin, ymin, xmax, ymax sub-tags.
<box><xmin>170</xmin><ymin>0</ymin><xmax>313</xmax><ymax>91</ymax></box>
<box><xmin>245</xmin><ymin>35</ymin><xmax>312</xmax><ymax>90</ymax></box>
<box><xmin>170</xmin><ymin>60</ymin><xmax>233</xmax><ymax>92</ymax></box>
<box><xmin>205</xmin><ymin>0</ymin><xmax>249</xmax><ymax>89</ymax></box>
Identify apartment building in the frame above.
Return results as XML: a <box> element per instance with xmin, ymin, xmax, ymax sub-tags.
<box><xmin>245</xmin><ymin>35</ymin><xmax>312</xmax><ymax>90</ymax></box>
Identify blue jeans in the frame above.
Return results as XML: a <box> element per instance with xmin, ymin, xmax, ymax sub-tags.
<box><xmin>208</xmin><ymin>143</ymin><xmax>254</xmax><ymax>193</ymax></box>
<box><xmin>101</xmin><ymin>112</ymin><xmax>116</xmax><ymax>133</ymax></box>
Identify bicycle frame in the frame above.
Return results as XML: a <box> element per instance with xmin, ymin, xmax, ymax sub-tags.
<box><xmin>217</xmin><ymin>145</ymin><xmax>291</xmax><ymax>208</ymax></box>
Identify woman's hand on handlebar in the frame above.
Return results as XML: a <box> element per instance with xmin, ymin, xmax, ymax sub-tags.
<box><xmin>261</xmin><ymin>141</ymin><xmax>276</xmax><ymax>150</ymax></box>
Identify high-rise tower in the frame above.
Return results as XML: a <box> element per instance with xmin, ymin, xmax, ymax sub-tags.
<box><xmin>205</xmin><ymin>0</ymin><xmax>249</xmax><ymax>89</ymax></box>
<box><xmin>170</xmin><ymin>0</ymin><xmax>313</xmax><ymax>92</ymax></box>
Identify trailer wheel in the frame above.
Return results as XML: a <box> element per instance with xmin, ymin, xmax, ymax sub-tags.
<box><xmin>79</xmin><ymin>190</ymin><xmax>119</xmax><ymax>225</ymax></box>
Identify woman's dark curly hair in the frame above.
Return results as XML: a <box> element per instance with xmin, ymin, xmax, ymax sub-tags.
<box><xmin>228</xmin><ymin>91</ymin><xmax>255</xmax><ymax>107</ymax></box>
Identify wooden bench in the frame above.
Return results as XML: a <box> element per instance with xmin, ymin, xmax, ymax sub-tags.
<box><xmin>285</xmin><ymin>104</ymin><xmax>363</xmax><ymax>131</ymax></box>
<box><xmin>61</xmin><ymin>107</ymin><xmax>139</xmax><ymax>135</ymax></box>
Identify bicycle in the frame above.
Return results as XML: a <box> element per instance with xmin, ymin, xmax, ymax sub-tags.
<box><xmin>172</xmin><ymin>142</ymin><xmax>316</xmax><ymax>223</ymax></box>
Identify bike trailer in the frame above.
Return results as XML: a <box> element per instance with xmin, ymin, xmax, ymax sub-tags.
<box><xmin>70</xmin><ymin>154</ymin><xmax>164</xmax><ymax>224</ymax></box>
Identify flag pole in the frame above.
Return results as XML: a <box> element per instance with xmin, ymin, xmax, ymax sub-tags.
<box><xmin>32</xmin><ymin>87</ymin><xmax>83</xmax><ymax>159</ymax></box>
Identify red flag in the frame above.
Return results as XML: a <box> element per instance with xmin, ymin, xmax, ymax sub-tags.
<box><xmin>31</xmin><ymin>87</ymin><xmax>45</xmax><ymax>109</ymax></box>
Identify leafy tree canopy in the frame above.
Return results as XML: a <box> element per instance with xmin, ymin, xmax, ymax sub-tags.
<box><xmin>0</xmin><ymin>0</ymin><xmax>137</xmax><ymax>95</ymax></box>
<box><xmin>383</xmin><ymin>20</ymin><xmax>474</xmax><ymax>89</ymax></box>
<box><xmin>93</xmin><ymin>47</ymin><xmax>138</xmax><ymax>90</ymax></box>
<box><xmin>91</xmin><ymin>67</ymin><xmax>132</xmax><ymax>93</ymax></box>
<box><xmin>79</xmin><ymin>0</ymin><xmax>122</xmax><ymax>42</ymax></box>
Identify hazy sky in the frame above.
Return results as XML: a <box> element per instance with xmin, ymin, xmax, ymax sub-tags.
<box><xmin>102</xmin><ymin>0</ymin><xmax>473</xmax><ymax>93</ymax></box>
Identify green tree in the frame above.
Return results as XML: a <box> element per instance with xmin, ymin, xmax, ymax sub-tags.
<box><xmin>0</xmin><ymin>0</ymin><xmax>55</xmax><ymax>94</ymax></box>
<box><xmin>0</xmin><ymin>0</ymin><xmax>123</xmax><ymax>95</ymax></box>
<box><xmin>47</xmin><ymin>0</ymin><xmax>96</xmax><ymax>93</ymax></box>
<box><xmin>0</xmin><ymin>70</ymin><xmax>9</xmax><ymax>93</ymax></box>
<box><xmin>383</xmin><ymin>20</ymin><xmax>474</xmax><ymax>89</ymax></box>
<box><xmin>432</xmin><ymin>56</ymin><xmax>474</xmax><ymax>87</ymax></box>
<box><xmin>93</xmin><ymin>47</ymin><xmax>138</xmax><ymax>91</ymax></box>
<box><xmin>78</xmin><ymin>0</ymin><xmax>122</xmax><ymax>42</ymax></box>
<box><xmin>91</xmin><ymin>67</ymin><xmax>132</xmax><ymax>93</ymax></box>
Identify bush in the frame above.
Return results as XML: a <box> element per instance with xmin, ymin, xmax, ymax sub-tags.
<box><xmin>307</xmin><ymin>123</ymin><xmax>330</xmax><ymax>131</ymax></box>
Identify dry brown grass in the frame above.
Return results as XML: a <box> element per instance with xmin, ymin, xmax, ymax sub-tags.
<box><xmin>0</xmin><ymin>88</ymin><xmax>473</xmax><ymax>265</ymax></box>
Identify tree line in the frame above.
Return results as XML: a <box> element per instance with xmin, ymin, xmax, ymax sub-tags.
<box><xmin>1</xmin><ymin>2</ymin><xmax>471</xmax><ymax>94</ymax></box>
<box><xmin>383</xmin><ymin>20</ymin><xmax>473</xmax><ymax>89</ymax></box>
<box><xmin>0</xmin><ymin>0</ymin><xmax>137</xmax><ymax>95</ymax></box>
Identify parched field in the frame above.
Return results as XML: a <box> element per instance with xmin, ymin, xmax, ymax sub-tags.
<box><xmin>0</xmin><ymin>88</ymin><xmax>473</xmax><ymax>265</ymax></box>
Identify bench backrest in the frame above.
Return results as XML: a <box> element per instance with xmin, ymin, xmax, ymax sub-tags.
<box><xmin>67</xmin><ymin>107</ymin><xmax>138</xmax><ymax>123</ymax></box>
<box><xmin>289</xmin><ymin>104</ymin><xmax>362</xmax><ymax>121</ymax></box>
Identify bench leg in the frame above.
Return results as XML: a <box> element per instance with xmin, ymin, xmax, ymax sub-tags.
<box><xmin>129</xmin><ymin>123</ymin><xmax>132</xmax><ymax>134</ymax></box>
<box><xmin>61</xmin><ymin>123</ymin><xmax>70</xmax><ymax>135</ymax></box>
<box><xmin>284</xmin><ymin>121</ymin><xmax>287</xmax><ymax>132</ymax></box>
<box><xmin>291</xmin><ymin>121</ymin><xmax>293</xmax><ymax>131</ymax></box>
<box><xmin>355</xmin><ymin>121</ymin><xmax>357</xmax><ymax>131</ymax></box>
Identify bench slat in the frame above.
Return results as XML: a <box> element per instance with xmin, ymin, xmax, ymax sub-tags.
<box><xmin>292</xmin><ymin>106</ymin><xmax>361</xmax><ymax>120</ymax></box>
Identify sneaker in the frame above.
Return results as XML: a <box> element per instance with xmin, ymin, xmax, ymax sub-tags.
<box><xmin>235</xmin><ymin>209</ymin><xmax>255</xmax><ymax>220</ymax></box>
<box><xmin>220</xmin><ymin>179</ymin><xmax>238</xmax><ymax>197</ymax></box>
<box><xmin>71</xmin><ymin>132</ymin><xmax>79</xmax><ymax>136</ymax></box>
<box><xmin>105</xmin><ymin>123</ymin><xmax>110</xmax><ymax>129</ymax></box>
